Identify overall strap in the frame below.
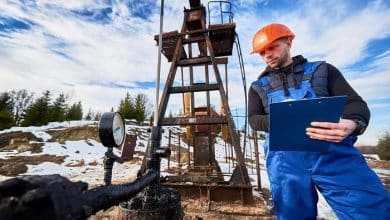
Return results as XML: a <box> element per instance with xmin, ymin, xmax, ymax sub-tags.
<box><xmin>302</xmin><ymin>61</ymin><xmax>324</xmax><ymax>81</ymax></box>
<box><xmin>251</xmin><ymin>61</ymin><xmax>329</xmax><ymax>113</ymax></box>
<box><xmin>303</xmin><ymin>61</ymin><xmax>329</xmax><ymax>97</ymax></box>
<box><xmin>251</xmin><ymin>76</ymin><xmax>272</xmax><ymax>113</ymax></box>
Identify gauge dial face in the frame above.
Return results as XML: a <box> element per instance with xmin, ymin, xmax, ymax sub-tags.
<box><xmin>112</xmin><ymin>113</ymin><xmax>125</xmax><ymax>146</ymax></box>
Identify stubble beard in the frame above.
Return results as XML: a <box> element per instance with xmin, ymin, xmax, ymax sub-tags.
<box><xmin>269</xmin><ymin>47</ymin><xmax>290</xmax><ymax>69</ymax></box>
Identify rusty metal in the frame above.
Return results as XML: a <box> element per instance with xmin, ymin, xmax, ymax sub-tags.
<box><xmin>160</xmin><ymin>116</ymin><xmax>228</xmax><ymax>126</ymax></box>
<box><xmin>161</xmin><ymin>182</ymin><xmax>253</xmax><ymax>204</ymax></box>
<box><xmin>121</xmin><ymin>134</ymin><xmax>137</xmax><ymax>161</ymax></box>
<box><xmin>193</xmin><ymin>134</ymin><xmax>212</xmax><ymax>166</ymax></box>
<box><xmin>154</xmin><ymin>31</ymin><xmax>186</xmax><ymax>62</ymax></box>
<box><xmin>169</xmin><ymin>83</ymin><xmax>219</xmax><ymax>93</ymax></box>
<box><xmin>189</xmin><ymin>0</ymin><xmax>201</xmax><ymax>8</ymax></box>
<box><xmin>156</xmin><ymin>28</ymin><xmax>235</xmax><ymax>61</ymax></box>
<box><xmin>176</xmin><ymin>56</ymin><xmax>211</xmax><ymax>66</ymax></box>
<box><xmin>185</xmin><ymin>8</ymin><xmax>204</xmax><ymax>32</ymax></box>
<box><xmin>146</xmin><ymin>0</ymin><xmax>252</xmax><ymax>204</ymax></box>
<box><xmin>193</xmin><ymin>107</ymin><xmax>220</xmax><ymax>133</ymax></box>
<box><xmin>208</xmin><ymin>23</ymin><xmax>236</xmax><ymax>56</ymax></box>
<box><xmin>204</xmin><ymin>23</ymin><xmax>250</xmax><ymax>185</ymax></box>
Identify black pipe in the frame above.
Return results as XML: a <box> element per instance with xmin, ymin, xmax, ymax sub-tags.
<box><xmin>81</xmin><ymin>170</ymin><xmax>159</xmax><ymax>217</ymax></box>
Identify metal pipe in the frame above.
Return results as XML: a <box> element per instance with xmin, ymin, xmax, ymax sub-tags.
<box><xmin>83</xmin><ymin>170</ymin><xmax>159</xmax><ymax>216</ymax></box>
<box><xmin>220</xmin><ymin>1</ymin><xmax>223</xmax><ymax>23</ymax></box>
<box><xmin>207</xmin><ymin>1</ymin><xmax>233</xmax><ymax>25</ymax></box>
<box><xmin>153</xmin><ymin>0</ymin><xmax>165</xmax><ymax>126</ymax></box>
<box><xmin>248</xmin><ymin>133</ymin><xmax>254</xmax><ymax>174</ymax></box>
<box><xmin>168</xmin><ymin>129</ymin><xmax>171</xmax><ymax>170</ymax></box>
<box><xmin>253</xmin><ymin>131</ymin><xmax>261</xmax><ymax>190</ymax></box>
<box><xmin>234</xmin><ymin>33</ymin><xmax>248</xmax><ymax>159</ymax></box>
<box><xmin>181</xmin><ymin>67</ymin><xmax>185</xmax><ymax>115</ymax></box>
<box><xmin>178</xmin><ymin>132</ymin><xmax>181</xmax><ymax>165</ymax></box>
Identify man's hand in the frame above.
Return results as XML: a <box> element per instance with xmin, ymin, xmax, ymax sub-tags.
<box><xmin>306</xmin><ymin>119</ymin><xmax>357</xmax><ymax>142</ymax></box>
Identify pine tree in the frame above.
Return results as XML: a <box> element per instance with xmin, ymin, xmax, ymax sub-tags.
<box><xmin>134</xmin><ymin>93</ymin><xmax>149</xmax><ymax>122</ymax></box>
<box><xmin>66</xmin><ymin>101</ymin><xmax>83</xmax><ymax>120</ymax></box>
<box><xmin>118</xmin><ymin>92</ymin><xmax>135</xmax><ymax>119</ymax></box>
<box><xmin>22</xmin><ymin>91</ymin><xmax>51</xmax><ymax>126</ymax></box>
<box><xmin>0</xmin><ymin>92</ymin><xmax>14</xmax><ymax>130</ymax></box>
<box><xmin>10</xmin><ymin>89</ymin><xmax>33</xmax><ymax>126</ymax></box>
<box><xmin>49</xmin><ymin>93</ymin><xmax>68</xmax><ymax>122</ymax></box>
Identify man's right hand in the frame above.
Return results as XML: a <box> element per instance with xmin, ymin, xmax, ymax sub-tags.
<box><xmin>305</xmin><ymin>119</ymin><xmax>357</xmax><ymax>142</ymax></box>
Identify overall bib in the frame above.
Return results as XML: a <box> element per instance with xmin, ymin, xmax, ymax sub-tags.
<box><xmin>256</xmin><ymin>62</ymin><xmax>390</xmax><ymax>220</ymax></box>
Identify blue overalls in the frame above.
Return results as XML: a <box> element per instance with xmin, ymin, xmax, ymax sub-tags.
<box><xmin>253</xmin><ymin>62</ymin><xmax>390</xmax><ymax>219</ymax></box>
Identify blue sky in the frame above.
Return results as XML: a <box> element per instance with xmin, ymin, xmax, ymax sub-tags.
<box><xmin>0</xmin><ymin>0</ymin><xmax>389</xmax><ymax>146</ymax></box>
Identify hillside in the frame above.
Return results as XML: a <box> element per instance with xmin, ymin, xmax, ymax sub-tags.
<box><xmin>0</xmin><ymin>121</ymin><xmax>389</xmax><ymax>219</ymax></box>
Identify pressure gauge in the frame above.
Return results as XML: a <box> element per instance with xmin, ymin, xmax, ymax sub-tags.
<box><xmin>98</xmin><ymin>112</ymin><xmax>125</xmax><ymax>147</ymax></box>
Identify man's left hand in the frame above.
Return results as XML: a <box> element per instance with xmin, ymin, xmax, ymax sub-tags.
<box><xmin>306</xmin><ymin>119</ymin><xmax>357</xmax><ymax>142</ymax></box>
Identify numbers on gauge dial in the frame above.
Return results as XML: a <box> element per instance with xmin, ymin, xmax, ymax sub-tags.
<box><xmin>112</xmin><ymin>113</ymin><xmax>124</xmax><ymax>146</ymax></box>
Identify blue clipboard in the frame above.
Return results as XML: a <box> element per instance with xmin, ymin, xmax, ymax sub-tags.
<box><xmin>269</xmin><ymin>96</ymin><xmax>347</xmax><ymax>152</ymax></box>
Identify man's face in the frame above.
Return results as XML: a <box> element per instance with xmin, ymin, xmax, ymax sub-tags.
<box><xmin>258</xmin><ymin>38</ymin><xmax>291</xmax><ymax>69</ymax></box>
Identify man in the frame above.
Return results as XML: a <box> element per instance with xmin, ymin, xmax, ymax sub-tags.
<box><xmin>248</xmin><ymin>23</ymin><xmax>390</xmax><ymax>220</ymax></box>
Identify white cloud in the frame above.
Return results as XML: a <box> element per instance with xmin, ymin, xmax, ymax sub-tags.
<box><xmin>0</xmin><ymin>1</ymin><xmax>160</xmax><ymax>99</ymax></box>
<box><xmin>235</xmin><ymin>0</ymin><xmax>390</xmax><ymax>67</ymax></box>
<box><xmin>347</xmin><ymin>54</ymin><xmax>390</xmax><ymax>100</ymax></box>
<box><xmin>35</xmin><ymin>0</ymin><xmax>101</xmax><ymax>10</ymax></box>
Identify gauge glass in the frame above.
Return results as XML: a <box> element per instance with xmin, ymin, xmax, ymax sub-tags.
<box><xmin>112</xmin><ymin>113</ymin><xmax>125</xmax><ymax>146</ymax></box>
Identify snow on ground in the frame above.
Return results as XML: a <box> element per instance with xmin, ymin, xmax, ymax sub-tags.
<box><xmin>365</xmin><ymin>154</ymin><xmax>380</xmax><ymax>160</ymax></box>
<box><xmin>0</xmin><ymin>120</ymin><xmax>95</xmax><ymax>135</ymax></box>
<box><xmin>3</xmin><ymin>121</ymin><xmax>388</xmax><ymax>219</ymax></box>
<box><xmin>43</xmin><ymin>140</ymin><xmax>108</xmax><ymax>164</ymax></box>
<box><xmin>374</xmin><ymin>168</ymin><xmax>390</xmax><ymax>177</ymax></box>
<box><xmin>213</xmin><ymin>134</ymin><xmax>337</xmax><ymax>219</ymax></box>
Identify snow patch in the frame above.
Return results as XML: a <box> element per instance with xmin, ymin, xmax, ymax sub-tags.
<box><xmin>0</xmin><ymin>120</ymin><xmax>96</xmax><ymax>134</ymax></box>
<box><xmin>32</xmin><ymin>131</ymin><xmax>52</xmax><ymax>142</ymax></box>
<box><xmin>24</xmin><ymin>162</ymin><xmax>68</xmax><ymax>176</ymax></box>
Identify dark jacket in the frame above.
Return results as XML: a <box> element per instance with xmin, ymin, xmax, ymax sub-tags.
<box><xmin>248</xmin><ymin>55</ymin><xmax>370</xmax><ymax>132</ymax></box>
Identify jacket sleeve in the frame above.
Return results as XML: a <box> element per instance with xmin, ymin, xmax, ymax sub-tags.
<box><xmin>248</xmin><ymin>86</ymin><xmax>269</xmax><ymax>131</ymax></box>
<box><xmin>327</xmin><ymin>64</ymin><xmax>370</xmax><ymax>126</ymax></box>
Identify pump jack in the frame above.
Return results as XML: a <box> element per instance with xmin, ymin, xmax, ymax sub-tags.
<box><xmin>139</xmin><ymin>0</ymin><xmax>253</xmax><ymax>204</ymax></box>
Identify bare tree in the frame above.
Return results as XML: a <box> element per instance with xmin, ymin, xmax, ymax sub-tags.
<box><xmin>10</xmin><ymin>89</ymin><xmax>34</xmax><ymax>126</ymax></box>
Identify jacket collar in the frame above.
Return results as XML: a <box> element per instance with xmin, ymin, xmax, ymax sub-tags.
<box><xmin>257</xmin><ymin>55</ymin><xmax>307</xmax><ymax>79</ymax></box>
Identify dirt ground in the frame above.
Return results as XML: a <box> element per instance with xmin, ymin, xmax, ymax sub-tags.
<box><xmin>0</xmin><ymin>154</ymin><xmax>66</xmax><ymax>176</ymax></box>
<box><xmin>89</xmin><ymin>198</ymin><xmax>275</xmax><ymax>220</ymax></box>
<box><xmin>367</xmin><ymin>159</ymin><xmax>390</xmax><ymax>169</ymax></box>
<box><xmin>1</xmin><ymin>126</ymin><xmax>389</xmax><ymax>219</ymax></box>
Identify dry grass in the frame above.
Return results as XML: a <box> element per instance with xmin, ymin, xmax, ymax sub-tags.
<box><xmin>0</xmin><ymin>154</ymin><xmax>67</xmax><ymax>176</ymax></box>
<box><xmin>367</xmin><ymin>159</ymin><xmax>390</xmax><ymax>169</ymax></box>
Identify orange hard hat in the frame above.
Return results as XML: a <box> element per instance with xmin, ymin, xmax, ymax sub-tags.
<box><xmin>251</xmin><ymin>23</ymin><xmax>295</xmax><ymax>54</ymax></box>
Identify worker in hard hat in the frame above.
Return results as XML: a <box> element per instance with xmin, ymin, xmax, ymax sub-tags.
<box><xmin>248</xmin><ymin>23</ymin><xmax>390</xmax><ymax>219</ymax></box>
